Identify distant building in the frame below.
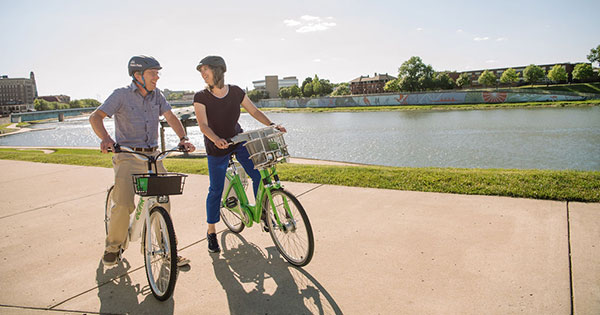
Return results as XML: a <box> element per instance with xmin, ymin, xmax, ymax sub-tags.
<box><xmin>0</xmin><ymin>72</ymin><xmax>38</xmax><ymax>115</ymax></box>
<box><xmin>449</xmin><ymin>62</ymin><xmax>588</xmax><ymax>86</ymax></box>
<box><xmin>38</xmin><ymin>95</ymin><xmax>71</xmax><ymax>104</ymax></box>
<box><xmin>252</xmin><ymin>76</ymin><xmax>298</xmax><ymax>98</ymax></box>
<box><xmin>349</xmin><ymin>73</ymin><xmax>396</xmax><ymax>95</ymax></box>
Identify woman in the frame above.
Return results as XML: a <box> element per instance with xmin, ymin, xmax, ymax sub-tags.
<box><xmin>193</xmin><ymin>55</ymin><xmax>286</xmax><ymax>253</ymax></box>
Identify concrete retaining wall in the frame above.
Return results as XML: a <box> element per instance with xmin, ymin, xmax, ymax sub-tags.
<box><xmin>257</xmin><ymin>91</ymin><xmax>587</xmax><ymax>108</ymax></box>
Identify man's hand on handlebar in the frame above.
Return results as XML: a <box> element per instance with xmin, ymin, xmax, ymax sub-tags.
<box><xmin>100</xmin><ymin>137</ymin><xmax>116</xmax><ymax>154</ymax></box>
<box><xmin>179</xmin><ymin>141</ymin><xmax>196</xmax><ymax>152</ymax></box>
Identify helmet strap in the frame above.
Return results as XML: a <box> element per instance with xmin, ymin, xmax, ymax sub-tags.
<box><xmin>132</xmin><ymin>72</ymin><xmax>151</xmax><ymax>94</ymax></box>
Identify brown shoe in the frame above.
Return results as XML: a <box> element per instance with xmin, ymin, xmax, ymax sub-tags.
<box><xmin>177</xmin><ymin>256</ymin><xmax>190</xmax><ymax>267</ymax></box>
<box><xmin>102</xmin><ymin>251</ymin><xmax>119</xmax><ymax>266</ymax></box>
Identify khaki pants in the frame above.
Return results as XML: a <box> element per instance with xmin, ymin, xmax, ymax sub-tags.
<box><xmin>105</xmin><ymin>152</ymin><xmax>171</xmax><ymax>253</ymax></box>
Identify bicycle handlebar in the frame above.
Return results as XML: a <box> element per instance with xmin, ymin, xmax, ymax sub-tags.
<box><xmin>109</xmin><ymin>144</ymin><xmax>187</xmax><ymax>162</ymax></box>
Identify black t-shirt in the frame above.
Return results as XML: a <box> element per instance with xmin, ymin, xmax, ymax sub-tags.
<box><xmin>194</xmin><ymin>85</ymin><xmax>245</xmax><ymax>156</ymax></box>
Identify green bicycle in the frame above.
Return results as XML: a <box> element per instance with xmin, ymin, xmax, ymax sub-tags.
<box><xmin>220</xmin><ymin>126</ymin><xmax>314</xmax><ymax>267</ymax></box>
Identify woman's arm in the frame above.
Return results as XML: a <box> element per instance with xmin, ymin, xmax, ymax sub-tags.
<box><xmin>193</xmin><ymin>102</ymin><xmax>229</xmax><ymax>149</ymax></box>
<box><xmin>240</xmin><ymin>95</ymin><xmax>287</xmax><ymax>132</ymax></box>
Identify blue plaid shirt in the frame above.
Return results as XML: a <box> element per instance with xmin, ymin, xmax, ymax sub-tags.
<box><xmin>98</xmin><ymin>82</ymin><xmax>171</xmax><ymax>148</ymax></box>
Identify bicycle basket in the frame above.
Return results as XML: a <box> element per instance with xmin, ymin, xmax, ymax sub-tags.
<box><xmin>241</xmin><ymin>127</ymin><xmax>290</xmax><ymax>169</ymax></box>
<box><xmin>132</xmin><ymin>173</ymin><xmax>187</xmax><ymax>196</ymax></box>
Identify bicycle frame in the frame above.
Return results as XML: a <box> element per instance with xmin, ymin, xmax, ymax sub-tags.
<box><xmin>222</xmin><ymin>159</ymin><xmax>292</xmax><ymax>229</ymax></box>
<box><xmin>111</xmin><ymin>145</ymin><xmax>181</xmax><ymax>250</ymax></box>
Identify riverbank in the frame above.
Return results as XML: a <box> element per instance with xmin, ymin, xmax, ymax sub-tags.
<box><xmin>257</xmin><ymin>99</ymin><xmax>600</xmax><ymax>113</ymax></box>
<box><xmin>0</xmin><ymin>147</ymin><xmax>597</xmax><ymax>202</ymax></box>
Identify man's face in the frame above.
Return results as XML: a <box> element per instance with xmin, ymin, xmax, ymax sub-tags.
<box><xmin>137</xmin><ymin>69</ymin><xmax>160</xmax><ymax>91</ymax></box>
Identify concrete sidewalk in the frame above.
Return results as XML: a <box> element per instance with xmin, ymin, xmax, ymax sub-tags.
<box><xmin>0</xmin><ymin>160</ymin><xmax>598</xmax><ymax>314</ymax></box>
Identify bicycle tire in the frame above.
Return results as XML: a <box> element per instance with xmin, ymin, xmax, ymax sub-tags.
<box><xmin>220</xmin><ymin>175</ymin><xmax>245</xmax><ymax>233</ymax></box>
<box><xmin>104</xmin><ymin>185</ymin><xmax>114</xmax><ymax>235</ymax></box>
<box><xmin>143</xmin><ymin>206</ymin><xmax>178</xmax><ymax>301</ymax></box>
<box><xmin>264</xmin><ymin>189</ymin><xmax>314</xmax><ymax>266</ymax></box>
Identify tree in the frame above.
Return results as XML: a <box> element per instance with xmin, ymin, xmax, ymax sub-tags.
<box><xmin>302</xmin><ymin>82</ymin><xmax>313</xmax><ymax>97</ymax></box>
<box><xmin>434</xmin><ymin>72</ymin><xmax>455</xmax><ymax>90</ymax></box>
<box><xmin>331</xmin><ymin>82</ymin><xmax>351</xmax><ymax>96</ymax></box>
<box><xmin>500</xmin><ymin>68</ymin><xmax>519</xmax><ymax>85</ymax></box>
<box><xmin>289</xmin><ymin>85</ymin><xmax>302</xmax><ymax>97</ymax></box>
<box><xmin>34</xmin><ymin>99</ymin><xmax>52</xmax><ymax>111</ymax></box>
<box><xmin>523</xmin><ymin>64</ymin><xmax>545</xmax><ymax>86</ymax></box>
<box><xmin>312</xmin><ymin>75</ymin><xmax>322</xmax><ymax>96</ymax></box>
<box><xmin>279</xmin><ymin>87</ymin><xmax>291</xmax><ymax>98</ymax></box>
<box><xmin>397</xmin><ymin>56</ymin><xmax>435</xmax><ymax>92</ymax></box>
<box><xmin>247</xmin><ymin>89</ymin><xmax>269</xmax><ymax>102</ymax></box>
<box><xmin>478</xmin><ymin>70</ymin><xmax>497</xmax><ymax>87</ymax></box>
<box><xmin>547</xmin><ymin>65</ymin><xmax>568</xmax><ymax>83</ymax></box>
<box><xmin>320</xmin><ymin>79</ymin><xmax>333</xmax><ymax>95</ymax></box>
<box><xmin>456</xmin><ymin>73</ymin><xmax>471</xmax><ymax>88</ymax></box>
<box><xmin>301</xmin><ymin>77</ymin><xmax>312</xmax><ymax>93</ymax></box>
<box><xmin>80</xmin><ymin>99</ymin><xmax>101</xmax><ymax>107</ymax></box>
<box><xmin>383</xmin><ymin>79</ymin><xmax>400</xmax><ymax>92</ymax></box>
<box><xmin>572</xmin><ymin>63</ymin><xmax>595</xmax><ymax>81</ymax></box>
<box><xmin>587</xmin><ymin>44</ymin><xmax>600</xmax><ymax>66</ymax></box>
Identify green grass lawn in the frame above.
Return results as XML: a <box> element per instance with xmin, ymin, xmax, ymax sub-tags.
<box><xmin>516</xmin><ymin>82</ymin><xmax>600</xmax><ymax>94</ymax></box>
<box><xmin>1</xmin><ymin>148</ymin><xmax>598</xmax><ymax>202</ymax></box>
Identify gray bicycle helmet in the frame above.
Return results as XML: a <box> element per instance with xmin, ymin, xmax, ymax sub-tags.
<box><xmin>128</xmin><ymin>55</ymin><xmax>162</xmax><ymax>76</ymax></box>
<box><xmin>196</xmin><ymin>56</ymin><xmax>226</xmax><ymax>72</ymax></box>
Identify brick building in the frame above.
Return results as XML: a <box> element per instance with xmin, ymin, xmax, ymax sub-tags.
<box><xmin>38</xmin><ymin>95</ymin><xmax>71</xmax><ymax>103</ymax></box>
<box><xmin>349</xmin><ymin>73</ymin><xmax>396</xmax><ymax>94</ymax></box>
<box><xmin>0</xmin><ymin>72</ymin><xmax>37</xmax><ymax>115</ymax></box>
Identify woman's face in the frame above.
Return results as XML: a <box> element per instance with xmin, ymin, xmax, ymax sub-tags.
<box><xmin>199</xmin><ymin>65</ymin><xmax>214</xmax><ymax>85</ymax></box>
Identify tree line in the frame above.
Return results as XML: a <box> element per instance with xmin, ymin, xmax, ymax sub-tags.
<box><xmin>33</xmin><ymin>98</ymin><xmax>100</xmax><ymax>111</ymax></box>
<box><xmin>246</xmin><ymin>44</ymin><xmax>600</xmax><ymax>101</ymax></box>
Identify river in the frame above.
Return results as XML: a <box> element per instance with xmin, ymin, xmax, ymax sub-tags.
<box><xmin>1</xmin><ymin>106</ymin><xmax>599</xmax><ymax>171</ymax></box>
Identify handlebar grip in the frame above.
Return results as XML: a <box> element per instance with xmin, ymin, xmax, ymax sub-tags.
<box><xmin>107</xmin><ymin>143</ymin><xmax>122</xmax><ymax>153</ymax></box>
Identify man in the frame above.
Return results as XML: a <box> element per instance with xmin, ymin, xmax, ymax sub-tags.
<box><xmin>89</xmin><ymin>55</ymin><xmax>195</xmax><ymax>266</ymax></box>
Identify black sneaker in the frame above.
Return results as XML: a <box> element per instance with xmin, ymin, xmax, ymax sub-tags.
<box><xmin>102</xmin><ymin>251</ymin><xmax>119</xmax><ymax>266</ymax></box>
<box><xmin>207</xmin><ymin>233</ymin><xmax>220</xmax><ymax>253</ymax></box>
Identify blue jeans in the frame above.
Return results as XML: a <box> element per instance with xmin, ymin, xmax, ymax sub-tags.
<box><xmin>206</xmin><ymin>144</ymin><xmax>261</xmax><ymax>224</ymax></box>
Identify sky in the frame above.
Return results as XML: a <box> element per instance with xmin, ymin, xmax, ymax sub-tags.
<box><xmin>1</xmin><ymin>0</ymin><xmax>599</xmax><ymax>101</ymax></box>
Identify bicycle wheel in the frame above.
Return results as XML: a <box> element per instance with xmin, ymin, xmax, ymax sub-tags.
<box><xmin>220</xmin><ymin>172</ymin><xmax>246</xmax><ymax>233</ymax></box>
<box><xmin>143</xmin><ymin>206</ymin><xmax>178</xmax><ymax>301</ymax></box>
<box><xmin>104</xmin><ymin>185</ymin><xmax>114</xmax><ymax>235</ymax></box>
<box><xmin>264</xmin><ymin>189</ymin><xmax>314</xmax><ymax>266</ymax></box>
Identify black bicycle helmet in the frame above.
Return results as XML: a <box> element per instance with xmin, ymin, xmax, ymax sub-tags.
<box><xmin>196</xmin><ymin>56</ymin><xmax>226</xmax><ymax>72</ymax></box>
<box><xmin>128</xmin><ymin>55</ymin><xmax>162</xmax><ymax>76</ymax></box>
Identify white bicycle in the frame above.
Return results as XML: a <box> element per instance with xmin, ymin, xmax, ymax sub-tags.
<box><xmin>104</xmin><ymin>144</ymin><xmax>188</xmax><ymax>301</ymax></box>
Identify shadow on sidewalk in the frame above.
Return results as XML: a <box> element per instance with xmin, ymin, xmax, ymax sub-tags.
<box><xmin>95</xmin><ymin>258</ymin><xmax>174</xmax><ymax>315</ymax></box>
<box><xmin>211</xmin><ymin>231</ymin><xmax>342</xmax><ymax>314</ymax></box>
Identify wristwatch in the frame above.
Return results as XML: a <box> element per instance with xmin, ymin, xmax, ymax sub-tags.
<box><xmin>179</xmin><ymin>136</ymin><xmax>189</xmax><ymax>141</ymax></box>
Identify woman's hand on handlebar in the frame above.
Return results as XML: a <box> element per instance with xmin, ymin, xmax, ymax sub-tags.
<box><xmin>273</xmin><ymin>124</ymin><xmax>287</xmax><ymax>133</ymax></box>
<box><xmin>100</xmin><ymin>137</ymin><xmax>116</xmax><ymax>154</ymax></box>
<box><xmin>214</xmin><ymin>138</ymin><xmax>229</xmax><ymax>149</ymax></box>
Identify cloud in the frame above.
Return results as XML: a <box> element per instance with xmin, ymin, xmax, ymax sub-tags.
<box><xmin>233</xmin><ymin>38</ymin><xmax>243</xmax><ymax>42</ymax></box>
<box><xmin>313</xmin><ymin>59</ymin><xmax>321</xmax><ymax>62</ymax></box>
<box><xmin>456</xmin><ymin>29</ymin><xmax>464</xmax><ymax>33</ymax></box>
<box><xmin>301</xmin><ymin>15</ymin><xmax>320</xmax><ymax>21</ymax></box>
<box><xmin>284</xmin><ymin>19</ymin><xmax>301</xmax><ymax>26</ymax></box>
<box><xmin>416</xmin><ymin>27</ymin><xmax>424</xmax><ymax>31</ymax></box>
<box><xmin>486</xmin><ymin>59</ymin><xmax>497</xmax><ymax>63</ymax></box>
<box><xmin>284</xmin><ymin>15</ymin><xmax>337</xmax><ymax>33</ymax></box>
<box><xmin>496</xmin><ymin>37</ymin><xmax>507</xmax><ymax>42</ymax></box>
<box><xmin>473</xmin><ymin>36</ymin><xmax>489</xmax><ymax>41</ymax></box>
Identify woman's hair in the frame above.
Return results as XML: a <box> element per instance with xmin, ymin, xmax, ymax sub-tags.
<box><xmin>207</xmin><ymin>65</ymin><xmax>225</xmax><ymax>90</ymax></box>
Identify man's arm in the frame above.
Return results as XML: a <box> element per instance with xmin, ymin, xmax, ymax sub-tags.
<box><xmin>89</xmin><ymin>109</ymin><xmax>115</xmax><ymax>153</ymax></box>
<box><xmin>163</xmin><ymin>110</ymin><xmax>195</xmax><ymax>152</ymax></box>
